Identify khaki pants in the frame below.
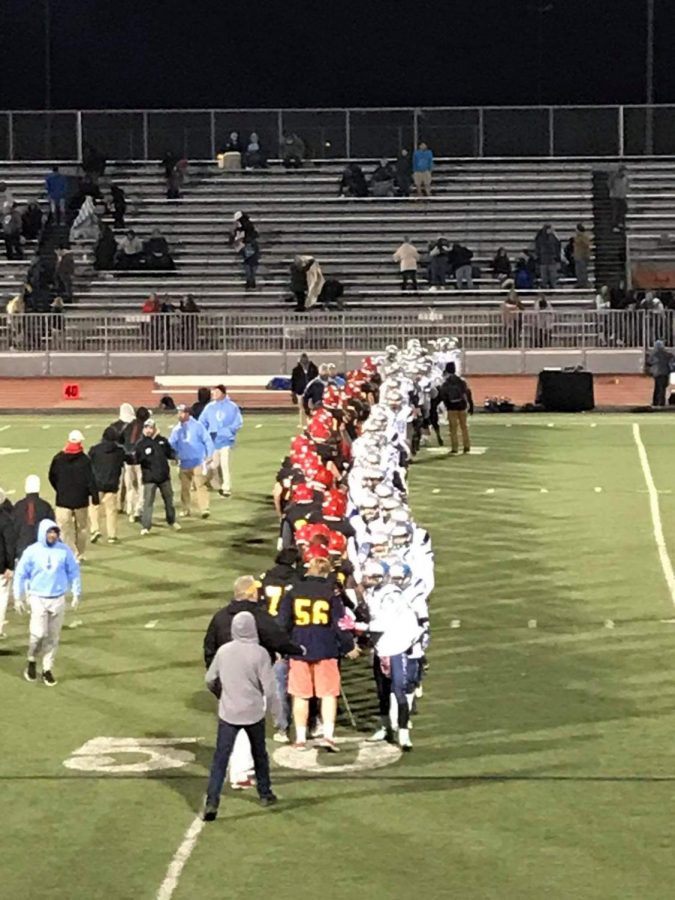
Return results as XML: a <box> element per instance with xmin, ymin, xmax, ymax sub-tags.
<box><xmin>447</xmin><ymin>410</ymin><xmax>470</xmax><ymax>453</ymax></box>
<box><xmin>179</xmin><ymin>466</ymin><xmax>209</xmax><ymax>515</ymax></box>
<box><xmin>413</xmin><ymin>170</ymin><xmax>432</xmax><ymax>195</ymax></box>
<box><xmin>211</xmin><ymin>447</ymin><xmax>232</xmax><ymax>494</ymax></box>
<box><xmin>123</xmin><ymin>464</ymin><xmax>143</xmax><ymax>517</ymax></box>
<box><xmin>89</xmin><ymin>492</ymin><xmax>118</xmax><ymax>539</ymax></box>
<box><xmin>55</xmin><ymin>506</ymin><xmax>89</xmax><ymax>558</ymax></box>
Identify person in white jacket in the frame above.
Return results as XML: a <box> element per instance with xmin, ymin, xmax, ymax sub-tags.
<box><xmin>392</xmin><ymin>238</ymin><xmax>420</xmax><ymax>291</ymax></box>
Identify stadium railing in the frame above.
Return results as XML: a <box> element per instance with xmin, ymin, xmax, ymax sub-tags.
<box><xmin>0</xmin><ymin>105</ymin><xmax>673</xmax><ymax>161</ymax></box>
<box><xmin>0</xmin><ymin>310</ymin><xmax>663</xmax><ymax>356</ymax></box>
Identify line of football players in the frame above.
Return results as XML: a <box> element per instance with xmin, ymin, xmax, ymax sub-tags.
<box><xmin>262</xmin><ymin>338</ymin><xmax>457</xmax><ymax>751</ymax></box>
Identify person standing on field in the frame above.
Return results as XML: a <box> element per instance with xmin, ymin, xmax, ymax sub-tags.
<box><xmin>13</xmin><ymin>519</ymin><xmax>81</xmax><ymax>687</ymax></box>
<box><xmin>12</xmin><ymin>475</ymin><xmax>54</xmax><ymax>560</ymax></box>
<box><xmin>121</xmin><ymin>406</ymin><xmax>150</xmax><ymax>522</ymax></box>
<box><xmin>0</xmin><ymin>488</ymin><xmax>16</xmax><ymax>638</ymax></box>
<box><xmin>88</xmin><ymin>426</ymin><xmax>126</xmax><ymax>544</ymax></box>
<box><xmin>48</xmin><ymin>430</ymin><xmax>99</xmax><ymax>561</ymax></box>
<box><xmin>134</xmin><ymin>418</ymin><xmax>181</xmax><ymax>534</ymax></box>
<box><xmin>198</xmin><ymin>385</ymin><xmax>243</xmax><ymax>498</ymax></box>
<box><xmin>203</xmin><ymin>611</ymin><xmax>281</xmax><ymax>820</ymax></box>
<box><xmin>437</xmin><ymin>362</ymin><xmax>474</xmax><ymax>454</ymax></box>
<box><xmin>168</xmin><ymin>404</ymin><xmax>214</xmax><ymax>518</ymax></box>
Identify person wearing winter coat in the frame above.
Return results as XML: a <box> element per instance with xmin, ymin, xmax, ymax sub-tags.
<box><xmin>3</xmin><ymin>204</ymin><xmax>23</xmax><ymax>259</ymax></box>
<box><xmin>88</xmin><ymin>426</ymin><xmax>127</xmax><ymax>544</ymax></box>
<box><xmin>168</xmin><ymin>405</ymin><xmax>215</xmax><ymax>518</ymax></box>
<box><xmin>133</xmin><ymin>419</ymin><xmax>180</xmax><ymax>534</ymax></box>
<box><xmin>338</xmin><ymin>163</ymin><xmax>368</xmax><ymax>198</ymax></box>
<box><xmin>534</xmin><ymin>224</ymin><xmax>561</xmax><ymax>289</ymax></box>
<box><xmin>198</xmin><ymin>385</ymin><xmax>243</xmax><ymax>498</ymax></box>
<box><xmin>572</xmin><ymin>223</ymin><xmax>592</xmax><ymax>288</ymax></box>
<box><xmin>290</xmin><ymin>255</ymin><xmax>324</xmax><ymax>312</ymax></box>
<box><xmin>191</xmin><ymin>387</ymin><xmax>211</xmax><ymax>420</ymax></box>
<box><xmin>12</xmin><ymin>475</ymin><xmax>55</xmax><ymax>562</ymax></box>
<box><xmin>392</xmin><ymin>238</ymin><xmax>420</xmax><ymax>291</ymax></box>
<box><xmin>13</xmin><ymin>518</ymin><xmax>81</xmax><ymax>686</ymax></box>
<box><xmin>0</xmin><ymin>488</ymin><xmax>15</xmax><ymax>637</ymax></box>
<box><xmin>291</xmin><ymin>354</ymin><xmax>318</xmax><ymax>425</ymax></box>
<box><xmin>428</xmin><ymin>237</ymin><xmax>451</xmax><ymax>289</ymax></box>
<box><xmin>491</xmin><ymin>247</ymin><xmax>512</xmax><ymax>282</ymax></box>
<box><xmin>203</xmin><ymin>610</ymin><xmax>282</xmax><ymax>818</ymax></box>
<box><xmin>48</xmin><ymin>430</ymin><xmax>99</xmax><ymax>561</ymax></box>
<box><xmin>395</xmin><ymin>149</ymin><xmax>413</xmax><ymax>197</ymax></box>
<box><xmin>21</xmin><ymin>201</ymin><xmax>43</xmax><ymax>241</ymax></box>
<box><xmin>121</xmin><ymin>406</ymin><xmax>150</xmax><ymax>521</ymax></box>
<box><xmin>449</xmin><ymin>243</ymin><xmax>474</xmax><ymax>289</ymax></box>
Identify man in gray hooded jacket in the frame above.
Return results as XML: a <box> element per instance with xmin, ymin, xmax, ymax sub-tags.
<box><xmin>203</xmin><ymin>610</ymin><xmax>281</xmax><ymax>819</ymax></box>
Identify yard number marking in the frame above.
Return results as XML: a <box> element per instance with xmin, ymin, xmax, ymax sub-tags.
<box><xmin>63</xmin><ymin>737</ymin><xmax>199</xmax><ymax>774</ymax></box>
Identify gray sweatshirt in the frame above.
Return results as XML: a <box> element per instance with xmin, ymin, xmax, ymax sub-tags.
<box><xmin>205</xmin><ymin>611</ymin><xmax>282</xmax><ymax>726</ymax></box>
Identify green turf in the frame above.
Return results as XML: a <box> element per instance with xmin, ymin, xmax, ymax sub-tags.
<box><xmin>2</xmin><ymin>412</ymin><xmax>675</xmax><ymax>899</ymax></box>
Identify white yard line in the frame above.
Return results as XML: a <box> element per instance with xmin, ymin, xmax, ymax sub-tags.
<box><xmin>632</xmin><ymin>422</ymin><xmax>675</xmax><ymax>606</ymax></box>
<box><xmin>156</xmin><ymin>815</ymin><xmax>206</xmax><ymax>900</ymax></box>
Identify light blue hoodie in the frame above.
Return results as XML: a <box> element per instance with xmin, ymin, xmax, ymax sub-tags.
<box><xmin>198</xmin><ymin>397</ymin><xmax>243</xmax><ymax>450</ymax></box>
<box><xmin>13</xmin><ymin>519</ymin><xmax>81</xmax><ymax>600</ymax></box>
<box><xmin>168</xmin><ymin>416</ymin><xmax>215</xmax><ymax>469</ymax></box>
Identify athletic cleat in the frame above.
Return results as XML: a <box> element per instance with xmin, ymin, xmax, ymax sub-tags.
<box><xmin>259</xmin><ymin>793</ymin><xmax>278</xmax><ymax>808</ymax></box>
<box><xmin>42</xmin><ymin>670</ymin><xmax>58</xmax><ymax>687</ymax></box>
<box><xmin>128</xmin><ymin>514</ymin><xmax>138</xmax><ymax>524</ymax></box>
<box><xmin>171</xmin><ymin>522</ymin><xmax>182</xmax><ymax>531</ymax></box>
<box><xmin>202</xmin><ymin>804</ymin><xmax>218</xmax><ymax>822</ymax></box>
<box><xmin>273</xmin><ymin>729</ymin><xmax>290</xmax><ymax>744</ymax></box>
<box><xmin>201</xmin><ymin>511</ymin><xmax>210</xmax><ymax>519</ymax></box>
<box><xmin>107</xmin><ymin>537</ymin><xmax>119</xmax><ymax>544</ymax></box>
<box><xmin>230</xmin><ymin>778</ymin><xmax>255</xmax><ymax>790</ymax></box>
<box><xmin>398</xmin><ymin>729</ymin><xmax>413</xmax><ymax>751</ymax></box>
<box><xmin>320</xmin><ymin>739</ymin><xmax>340</xmax><ymax>753</ymax></box>
<box><xmin>219</xmin><ymin>490</ymin><xmax>231</xmax><ymax>498</ymax></box>
<box><xmin>367</xmin><ymin>727</ymin><xmax>394</xmax><ymax>743</ymax></box>
<box><xmin>293</xmin><ymin>741</ymin><xmax>308</xmax><ymax>751</ymax></box>
<box><xmin>414</xmin><ymin>685</ymin><xmax>424</xmax><ymax>699</ymax></box>
<box><xmin>140</xmin><ymin>528</ymin><xmax>150</xmax><ymax>535</ymax></box>
<box><xmin>179</xmin><ymin>510</ymin><xmax>191</xmax><ymax>518</ymax></box>
<box><xmin>24</xmin><ymin>661</ymin><xmax>37</xmax><ymax>682</ymax></box>
<box><xmin>90</xmin><ymin>531</ymin><xmax>101</xmax><ymax>544</ymax></box>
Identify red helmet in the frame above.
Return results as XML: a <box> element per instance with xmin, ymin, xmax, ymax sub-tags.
<box><xmin>292</xmin><ymin>483</ymin><xmax>314</xmax><ymax>504</ymax></box>
<box><xmin>308</xmin><ymin>419</ymin><xmax>331</xmax><ymax>441</ymax></box>
<box><xmin>310</xmin><ymin>467</ymin><xmax>334</xmax><ymax>490</ymax></box>
<box><xmin>328</xmin><ymin>531</ymin><xmax>347</xmax><ymax>555</ymax></box>
<box><xmin>361</xmin><ymin>356</ymin><xmax>376</xmax><ymax>373</ymax></box>
<box><xmin>325</xmin><ymin>488</ymin><xmax>348</xmax><ymax>508</ymax></box>
<box><xmin>294</xmin><ymin>523</ymin><xmax>314</xmax><ymax>546</ymax></box>
<box><xmin>313</xmin><ymin>408</ymin><xmax>334</xmax><ymax>426</ymax></box>
<box><xmin>299</xmin><ymin>453</ymin><xmax>320</xmax><ymax>473</ymax></box>
<box><xmin>322</xmin><ymin>498</ymin><xmax>346</xmax><ymax>519</ymax></box>
<box><xmin>290</xmin><ymin>434</ymin><xmax>312</xmax><ymax>453</ymax></box>
<box><xmin>308</xmin><ymin>522</ymin><xmax>332</xmax><ymax>545</ymax></box>
<box><xmin>303</xmin><ymin>543</ymin><xmax>330</xmax><ymax>563</ymax></box>
<box><xmin>323</xmin><ymin>386</ymin><xmax>341</xmax><ymax>409</ymax></box>
<box><xmin>343</xmin><ymin>384</ymin><xmax>362</xmax><ymax>399</ymax></box>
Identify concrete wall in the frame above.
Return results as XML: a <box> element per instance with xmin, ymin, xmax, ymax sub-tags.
<box><xmin>0</xmin><ymin>349</ymin><xmax>646</xmax><ymax>378</ymax></box>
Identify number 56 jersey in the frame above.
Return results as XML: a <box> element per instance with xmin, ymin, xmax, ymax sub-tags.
<box><xmin>278</xmin><ymin>575</ymin><xmax>355</xmax><ymax>662</ymax></box>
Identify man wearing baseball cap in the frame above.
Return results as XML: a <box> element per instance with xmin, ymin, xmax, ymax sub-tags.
<box><xmin>47</xmin><ymin>430</ymin><xmax>99</xmax><ymax>561</ymax></box>
<box><xmin>168</xmin><ymin>405</ymin><xmax>214</xmax><ymax>518</ymax></box>
<box><xmin>198</xmin><ymin>384</ymin><xmax>243</xmax><ymax>499</ymax></box>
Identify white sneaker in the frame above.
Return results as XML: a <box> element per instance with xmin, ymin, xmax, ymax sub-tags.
<box><xmin>414</xmin><ymin>685</ymin><xmax>424</xmax><ymax>699</ymax></box>
<box><xmin>367</xmin><ymin>727</ymin><xmax>388</xmax><ymax>742</ymax></box>
<box><xmin>140</xmin><ymin>528</ymin><xmax>150</xmax><ymax>535</ymax></box>
<box><xmin>179</xmin><ymin>510</ymin><xmax>190</xmax><ymax>518</ymax></box>
<box><xmin>172</xmin><ymin>522</ymin><xmax>182</xmax><ymax>531</ymax></box>
<box><xmin>273</xmin><ymin>729</ymin><xmax>290</xmax><ymax>744</ymax></box>
<box><xmin>399</xmin><ymin>728</ymin><xmax>413</xmax><ymax>751</ymax></box>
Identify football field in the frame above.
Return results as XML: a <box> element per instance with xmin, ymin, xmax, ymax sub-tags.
<box><xmin>3</xmin><ymin>411</ymin><xmax>675</xmax><ymax>900</ymax></box>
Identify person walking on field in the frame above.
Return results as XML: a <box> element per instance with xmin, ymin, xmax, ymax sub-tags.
<box><xmin>0</xmin><ymin>488</ymin><xmax>16</xmax><ymax>638</ymax></box>
<box><xmin>88</xmin><ymin>426</ymin><xmax>126</xmax><ymax>544</ymax></box>
<box><xmin>48</xmin><ymin>430</ymin><xmax>99</xmax><ymax>561</ymax></box>
<box><xmin>290</xmin><ymin>354</ymin><xmax>318</xmax><ymax>427</ymax></box>
<box><xmin>134</xmin><ymin>418</ymin><xmax>181</xmax><ymax>534</ymax></box>
<box><xmin>12</xmin><ymin>475</ymin><xmax>54</xmax><ymax>560</ymax></box>
<box><xmin>168</xmin><ymin>404</ymin><xmax>214</xmax><ymax>518</ymax></box>
<box><xmin>203</xmin><ymin>611</ymin><xmax>281</xmax><ymax>820</ymax></box>
<box><xmin>648</xmin><ymin>339</ymin><xmax>674</xmax><ymax>407</ymax></box>
<box><xmin>438</xmin><ymin>362</ymin><xmax>474</xmax><ymax>455</ymax></box>
<box><xmin>392</xmin><ymin>237</ymin><xmax>420</xmax><ymax>291</ymax></box>
<box><xmin>198</xmin><ymin>385</ymin><xmax>243</xmax><ymax>498</ymax></box>
<box><xmin>121</xmin><ymin>405</ymin><xmax>150</xmax><ymax>521</ymax></box>
<box><xmin>13</xmin><ymin>519</ymin><xmax>81</xmax><ymax>687</ymax></box>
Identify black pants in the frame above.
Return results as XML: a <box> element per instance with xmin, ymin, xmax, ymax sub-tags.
<box><xmin>4</xmin><ymin>233</ymin><xmax>22</xmax><ymax>259</ymax></box>
<box><xmin>401</xmin><ymin>270</ymin><xmax>418</xmax><ymax>291</ymax></box>
<box><xmin>653</xmin><ymin>374</ymin><xmax>669</xmax><ymax>407</ymax></box>
<box><xmin>141</xmin><ymin>480</ymin><xmax>176</xmax><ymax>529</ymax></box>
<box><xmin>294</xmin><ymin>290</ymin><xmax>306</xmax><ymax>311</ymax></box>
<box><xmin>206</xmin><ymin>718</ymin><xmax>273</xmax><ymax>806</ymax></box>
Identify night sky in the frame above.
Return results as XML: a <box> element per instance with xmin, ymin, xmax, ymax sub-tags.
<box><xmin>0</xmin><ymin>0</ymin><xmax>671</xmax><ymax>110</ymax></box>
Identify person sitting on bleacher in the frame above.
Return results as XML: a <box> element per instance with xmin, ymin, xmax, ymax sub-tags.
<box><xmin>94</xmin><ymin>225</ymin><xmax>118</xmax><ymax>271</ymax></box>
<box><xmin>116</xmin><ymin>229</ymin><xmax>144</xmax><ymax>270</ymax></box>
<box><xmin>69</xmin><ymin>196</ymin><xmax>100</xmax><ymax>243</ymax></box>
<box><xmin>338</xmin><ymin>163</ymin><xmax>368</xmax><ymax>198</ymax></box>
<box><xmin>370</xmin><ymin>160</ymin><xmax>396</xmax><ymax>197</ymax></box>
<box><xmin>280</xmin><ymin>133</ymin><xmax>305</xmax><ymax>169</ymax></box>
<box><xmin>491</xmin><ymin>247</ymin><xmax>512</xmax><ymax>283</ymax></box>
<box><xmin>450</xmin><ymin>242</ymin><xmax>474</xmax><ymax>290</ymax></box>
<box><xmin>244</xmin><ymin>133</ymin><xmax>267</xmax><ymax>169</ymax></box>
<box><xmin>428</xmin><ymin>236</ymin><xmax>451</xmax><ymax>290</ymax></box>
<box><xmin>22</xmin><ymin>200</ymin><xmax>43</xmax><ymax>242</ymax></box>
<box><xmin>144</xmin><ymin>228</ymin><xmax>175</xmax><ymax>271</ymax></box>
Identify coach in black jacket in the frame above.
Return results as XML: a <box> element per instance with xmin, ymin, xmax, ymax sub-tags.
<box><xmin>89</xmin><ymin>426</ymin><xmax>128</xmax><ymax>543</ymax></box>
<box><xmin>12</xmin><ymin>475</ymin><xmax>54</xmax><ymax>559</ymax></box>
<box><xmin>203</xmin><ymin>574</ymin><xmax>304</xmax><ymax>667</ymax></box>
<box><xmin>48</xmin><ymin>429</ymin><xmax>99</xmax><ymax>559</ymax></box>
<box><xmin>133</xmin><ymin>419</ymin><xmax>177</xmax><ymax>533</ymax></box>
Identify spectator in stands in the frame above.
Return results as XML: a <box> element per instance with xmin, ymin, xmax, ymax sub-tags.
<box><xmin>117</xmin><ymin>228</ymin><xmax>144</xmax><ymax>269</ymax></box>
<box><xmin>3</xmin><ymin>204</ymin><xmax>23</xmax><ymax>259</ymax></box>
<box><xmin>82</xmin><ymin>143</ymin><xmax>106</xmax><ymax>183</ymax></box>
<box><xmin>6</xmin><ymin>289</ymin><xmax>25</xmax><ymax>349</ymax></box>
<box><xmin>393</xmin><ymin>237</ymin><xmax>420</xmax><ymax>291</ymax></box>
<box><xmin>370</xmin><ymin>159</ymin><xmax>396</xmax><ymax>197</ymax></box>
<box><xmin>179</xmin><ymin>294</ymin><xmax>200</xmax><ymax>349</ymax></box>
<box><xmin>514</xmin><ymin>251</ymin><xmax>535</xmax><ymax>289</ymax></box>
<box><xmin>318</xmin><ymin>278</ymin><xmax>344</xmax><ymax>309</ymax></box>
<box><xmin>161</xmin><ymin>151</ymin><xmax>178</xmax><ymax>180</ymax></box>
<box><xmin>94</xmin><ymin>224</ymin><xmax>118</xmax><ymax>270</ymax></box>
<box><xmin>144</xmin><ymin>228</ymin><xmax>175</xmax><ymax>270</ymax></box>
<box><xmin>290</xmin><ymin>255</ymin><xmax>324</xmax><ymax>312</ymax></box>
<box><xmin>573</xmin><ymin>223</ymin><xmax>591</xmax><ymax>288</ymax></box>
<box><xmin>338</xmin><ymin>163</ymin><xmax>368</xmax><ymax>198</ymax></box>
<box><xmin>244</xmin><ymin>133</ymin><xmax>266</xmax><ymax>169</ymax></box>
<box><xmin>291</xmin><ymin>354</ymin><xmax>319</xmax><ymax>422</ymax></box>
<box><xmin>55</xmin><ymin>247</ymin><xmax>74</xmax><ymax>303</ymax></box>
<box><xmin>0</xmin><ymin>182</ymin><xmax>14</xmax><ymax>213</ymax></box>
<box><xmin>501</xmin><ymin>281</ymin><xmax>524</xmax><ymax>348</ymax></box>
<box><xmin>491</xmin><ymin>247</ymin><xmax>512</xmax><ymax>282</ymax></box>
<box><xmin>450</xmin><ymin>242</ymin><xmax>474</xmax><ymax>290</ymax></box>
<box><xmin>395</xmin><ymin>149</ymin><xmax>413</xmax><ymax>197</ymax></box>
<box><xmin>609</xmin><ymin>165</ymin><xmax>628</xmax><ymax>232</ymax></box>
<box><xmin>110</xmin><ymin>185</ymin><xmax>127</xmax><ymax>229</ymax></box>
<box><xmin>22</xmin><ymin>200</ymin><xmax>43</xmax><ymax>241</ymax></box>
<box><xmin>231</xmin><ymin>212</ymin><xmax>260</xmax><ymax>289</ymax></box>
<box><xmin>143</xmin><ymin>293</ymin><xmax>161</xmax><ymax>314</ymax></box>
<box><xmin>280</xmin><ymin>132</ymin><xmax>305</xmax><ymax>169</ymax></box>
<box><xmin>534</xmin><ymin>224</ymin><xmax>561</xmax><ymax>289</ymax></box>
<box><xmin>225</xmin><ymin>132</ymin><xmax>244</xmax><ymax>154</ymax></box>
<box><xmin>427</xmin><ymin>236</ymin><xmax>451</xmax><ymax>290</ymax></box>
<box><xmin>533</xmin><ymin>295</ymin><xmax>554</xmax><ymax>347</ymax></box>
<box><xmin>69</xmin><ymin>195</ymin><xmax>100</xmax><ymax>243</ymax></box>
<box><xmin>648</xmin><ymin>340</ymin><xmax>673</xmax><ymax>406</ymax></box>
<box><xmin>167</xmin><ymin>161</ymin><xmax>186</xmax><ymax>200</ymax></box>
<box><xmin>412</xmin><ymin>141</ymin><xmax>434</xmax><ymax>197</ymax></box>
<box><xmin>45</xmin><ymin>166</ymin><xmax>67</xmax><ymax>224</ymax></box>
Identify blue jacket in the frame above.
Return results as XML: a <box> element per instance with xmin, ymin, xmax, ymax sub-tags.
<box><xmin>198</xmin><ymin>397</ymin><xmax>243</xmax><ymax>450</ymax></box>
<box><xmin>45</xmin><ymin>172</ymin><xmax>67</xmax><ymax>200</ymax></box>
<box><xmin>168</xmin><ymin>417</ymin><xmax>214</xmax><ymax>469</ymax></box>
<box><xmin>13</xmin><ymin>519</ymin><xmax>81</xmax><ymax>600</ymax></box>
<box><xmin>412</xmin><ymin>149</ymin><xmax>434</xmax><ymax>173</ymax></box>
